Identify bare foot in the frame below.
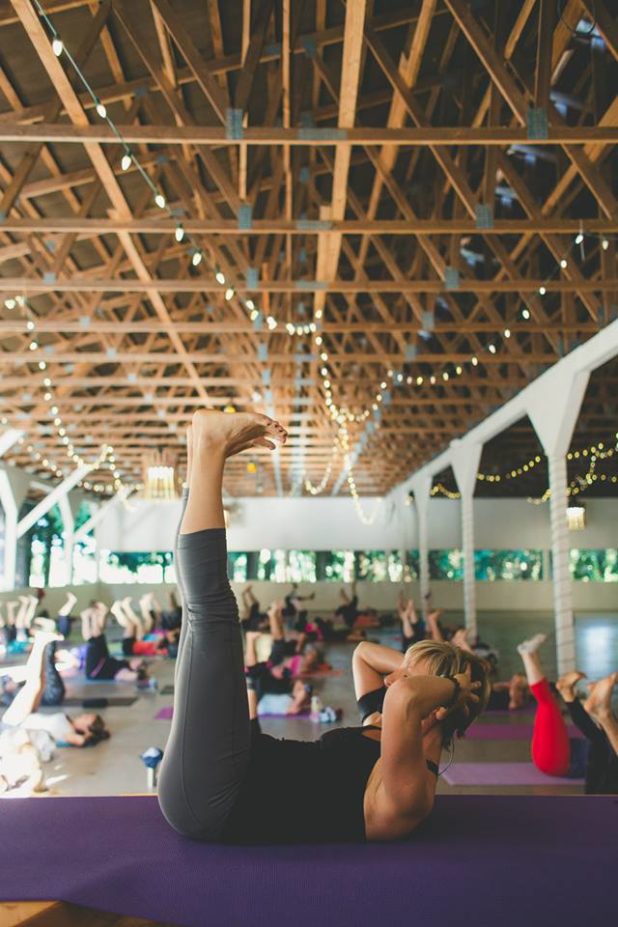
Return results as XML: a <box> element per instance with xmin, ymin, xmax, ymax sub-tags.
<box><xmin>584</xmin><ymin>673</ymin><xmax>618</xmax><ymax>722</ymax></box>
<box><xmin>191</xmin><ymin>410</ymin><xmax>287</xmax><ymax>459</ymax></box>
<box><xmin>32</xmin><ymin>628</ymin><xmax>63</xmax><ymax>644</ymax></box>
<box><xmin>517</xmin><ymin>633</ymin><xmax>547</xmax><ymax>655</ymax></box>
<box><xmin>34</xmin><ymin>617</ymin><xmax>59</xmax><ymax>634</ymax></box>
<box><xmin>556</xmin><ymin>671</ymin><xmax>586</xmax><ymax>703</ymax></box>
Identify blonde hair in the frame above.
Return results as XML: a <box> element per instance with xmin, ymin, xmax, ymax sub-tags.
<box><xmin>403</xmin><ymin>640</ymin><xmax>491</xmax><ymax>746</ymax></box>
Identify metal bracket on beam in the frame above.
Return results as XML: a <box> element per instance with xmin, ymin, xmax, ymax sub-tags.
<box><xmin>298</xmin><ymin>128</ymin><xmax>347</xmax><ymax>141</ymax></box>
<box><xmin>295</xmin><ymin>219</ymin><xmax>333</xmax><ymax>231</ymax></box>
<box><xmin>238</xmin><ymin>204</ymin><xmax>253</xmax><ymax>229</ymax></box>
<box><xmin>527</xmin><ymin>107</ymin><xmax>549</xmax><ymax>140</ymax></box>
<box><xmin>225</xmin><ymin>108</ymin><xmax>244</xmax><ymax>140</ymax></box>
<box><xmin>444</xmin><ymin>267</ymin><xmax>460</xmax><ymax>290</ymax></box>
<box><xmin>475</xmin><ymin>204</ymin><xmax>494</xmax><ymax>229</ymax></box>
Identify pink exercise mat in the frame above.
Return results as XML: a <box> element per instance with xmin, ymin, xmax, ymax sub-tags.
<box><xmin>443</xmin><ymin>762</ymin><xmax>583</xmax><ymax>787</ymax></box>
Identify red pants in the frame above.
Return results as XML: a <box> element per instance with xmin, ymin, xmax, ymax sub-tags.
<box><xmin>530</xmin><ymin>679</ymin><xmax>570</xmax><ymax>776</ymax></box>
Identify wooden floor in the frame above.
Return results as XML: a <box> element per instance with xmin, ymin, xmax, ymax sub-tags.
<box><xmin>0</xmin><ymin>901</ymin><xmax>179</xmax><ymax>926</ymax></box>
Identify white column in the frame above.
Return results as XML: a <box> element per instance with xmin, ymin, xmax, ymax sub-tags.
<box><xmin>409</xmin><ymin>474</ymin><xmax>432</xmax><ymax>616</ymax></box>
<box><xmin>451</xmin><ymin>440</ymin><xmax>483</xmax><ymax>637</ymax></box>
<box><xmin>0</xmin><ymin>466</ymin><xmax>31</xmax><ymax>590</ymax></box>
<box><xmin>17</xmin><ymin>463</ymin><xmax>92</xmax><ymax>538</ymax></box>
<box><xmin>58</xmin><ymin>493</ymin><xmax>78</xmax><ymax>586</ymax></box>
<box><xmin>528</xmin><ymin>369</ymin><xmax>589</xmax><ymax>674</ymax></box>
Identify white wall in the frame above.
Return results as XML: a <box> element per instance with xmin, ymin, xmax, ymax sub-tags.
<box><xmin>95</xmin><ymin>495</ymin><xmax>618</xmax><ymax>553</ymax></box>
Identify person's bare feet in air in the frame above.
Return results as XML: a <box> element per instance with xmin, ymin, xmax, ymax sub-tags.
<box><xmin>556</xmin><ymin>670</ymin><xmax>587</xmax><ymax>703</ymax></box>
<box><xmin>191</xmin><ymin>410</ymin><xmax>287</xmax><ymax>458</ymax></box>
<box><xmin>584</xmin><ymin>672</ymin><xmax>618</xmax><ymax>723</ymax></box>
<box><xmin>516</xmin><ymin>633</ymin><xmax>547</xmax><ymax>655</ymax></box>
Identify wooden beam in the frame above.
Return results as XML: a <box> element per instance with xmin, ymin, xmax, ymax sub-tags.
<box><xmin>1</xmin><ymin>123</ymin><xmax>616</xmax><ymax>145</ymax></box>
<box><xmin>0</xmin><ymin>276</ymin><xmax>612</xmax><ymax>294</ymax></box>
<box><xmin>2</xmin><ymin>217</ymin><xmax>615</xmax><ymax>235</ymax></box>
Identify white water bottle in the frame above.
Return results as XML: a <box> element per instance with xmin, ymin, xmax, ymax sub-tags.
<box><xmin>310</xmin><ymin>695</ymin><xmax>322</xmax><ymax>721</ymax></box>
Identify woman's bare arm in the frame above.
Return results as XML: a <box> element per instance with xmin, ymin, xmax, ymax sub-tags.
<box><xmin>352</xmin><ymin>642</ymin><xmax>403</xmax><ymax>699</ymax></box>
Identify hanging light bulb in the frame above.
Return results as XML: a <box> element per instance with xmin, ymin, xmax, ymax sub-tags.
<box><xmin>121</xmin><ymin>150</ymin><xmax>132</xmax><ymax>171</ymax></box>
<box><xmin>175</xmin><ymin>224</ymin><xmax>185</xmax><ymax>243</ymax></box>
<box><xmin>52</xmin><ymin>36</ymin><xmax>63</xmax><ymax>56</ymax></box>
<box><xmin>504</xmin><ymin>328</ymin><xmax>511</xmax><ymax>338</ymax></box>
<box><xmin>95</xmin><ymin>100</ymin><xmax>107</xmax><ymax>119</ymax></box>
<box><xmin>539</xmin><ymin>285</ymin><xmax>546</xmax><ymax>295</ymax></box>
<box><xmin>155</xmin><ymin>192</ymin><xmax>166</xmax><ymax>209</ymax></box>
<box><xmin>225</xmin><ymin>287</ymin><xmax>235</xmax><ymax>301</ymax></box>
<box><xmin>522</xmin><ymin>308</ymin><xmax>531</xmax><ymax>320</ymax></box>
<box><xmin>602</xmin><ymin>238</ymin><xmax>609</xmax><ymax>250</ymax></box>
<box><xmin>560</xmin><ymin>258</ymin><xmax>567</xmax><ymax>269</ymax></box>
<box><xmin>215</xmin><ymin>269</ymin><xmax>226</xmax><ymax>285</ymax></box>
<box><xmin>575</xmin><ymin>232</ymin><xmax>584</xmax><ymax>245</ymax></box>
<box><xmin>4</xmin><ymin>298</ymin><xmax>16</xmax><ymax>310</ymax></box>
<box><xmin>488</xmin><ymin>344</ymin><xmax>497</xmax><ymax>354</ymax></box>
<box><xmin>246</xmin><ymin>299</ymin><xmax>255</xmax><ymax>311</ymax></box>
<box><xmin>191</xmin><ymin>250</ymin><xmax>203</xmax><ymax>267</ymax></box>
<box><xmin>471</xmin><ymin>356</ymin><xmax>479</xmax><ymax>366</ymax></box>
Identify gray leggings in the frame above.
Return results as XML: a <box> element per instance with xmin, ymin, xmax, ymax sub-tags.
<box><xmin>157</xmin><ymin>523</ymin><xmax>251</xmax><ymax>840</ymax></box>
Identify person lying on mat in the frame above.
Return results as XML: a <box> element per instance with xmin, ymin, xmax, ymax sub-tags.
<box><xmin>516</xmin><ymin>633</ymin><xmax>617</xmax><ymax>792</ymax></box>
<box><xmin>396</xmin><ymin>593</ymin><xmax>426</xmax><ymax>652</ymax></box>
<box><xmin>1</xmin><ymin>629</ymin><xmax>110</xmax><ymax>748</ymax></box>
<box><xmin>1</xmin><ymin>620</ymin><xmax>65</xmax><ymax>710</ymax></box>
<box><xmin>82</xmin><ymin>602</ymin><xmax>150</xmax><ymax>683</ymax></box>
<box><xmin>282</xmin><ymin>582</ymin><xmax>315</xmax><ymax>627</ymax></box>
<box><xmin>244</xmin><ymin>632</ymin><xmax>313</xmax><ymax>718</ymax></box>
<box><xmin>111</xmin><ymin>599</ymin><xmax>178</xmax><ymax>658</ymax></box>
<box><xmin>157</xmin><ymin>410</ymin><xmax>489</xmax><ymax>844</ymax></box>
<box><xmin>427</xmin><ymin>609</ymin><xmax>499</xmax><ymax>672</ymax></box>
<box><xmin>240</xmin><ymin>585</ymin><xmax>269</xmax><ymax>633</ymax></box>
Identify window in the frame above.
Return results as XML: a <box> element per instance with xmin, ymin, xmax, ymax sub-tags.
<box><xmin>474</xmin><ymin>549</ymin><xmax>543</xmax><ymax>581</ymax></box>
<box><xmin>99</xmin><ymin>551</ymin><xmax>176</xmax><ymax>584</ymax></box>
<box><xmin>569</xmin><ymin>549</ymin><xmax>618</xmax><ymax>582</ymax></box>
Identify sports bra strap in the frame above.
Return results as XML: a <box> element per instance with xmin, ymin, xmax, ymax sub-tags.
<box><xmin>426</xmin><ymin>759</ymin><xmax>439</xmax><ymax>777</ymax></box>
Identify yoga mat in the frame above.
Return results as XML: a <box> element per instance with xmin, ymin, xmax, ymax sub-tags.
<box><xmin>443</xmin><ymin>762</ymin><xmax>584</xmax><ymax>787</ymax></box>
<box><xmin>62</xmin><ymin>696</ymin><xmax>138</xmax><ymax>708</ymax></box>
<box><xmin>155</xmin><ymin>706</ymin><xmax>173</xmax><ymax>720</ymax></box>
<box><xmin>0</xmin><ymin>795</ymin><xmax>613</xmax><ymax>927</ymax></box>
<box><xmin>466</xmin><ymin>723</ymin><xmax>581</xmax><ymax>741</ymax></box>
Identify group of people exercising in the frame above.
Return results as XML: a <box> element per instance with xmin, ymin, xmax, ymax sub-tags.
<box><xmin>1</xmin><ymin>411</ymin><xmax>616</xmax><ymax>827</ymax></box>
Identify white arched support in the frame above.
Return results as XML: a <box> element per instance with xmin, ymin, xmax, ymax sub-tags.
<box><xmin>527</xmin><ymin>369</ymin><xmax>590</xmax><ymax>674</ymax></box>
<box><xmin>409</xmin><ymin>473</ymin><xmax>432</xmax><ymax>615</ymax></box>
<box><xmin>388</xmin><ymin>320</ymin><xmax>618</xmax><ymax>672</ymax></box>
<box><xmin>451</xmin><ymin>441</ymin><xmax>483</xmax><ymax>638</ymax></box>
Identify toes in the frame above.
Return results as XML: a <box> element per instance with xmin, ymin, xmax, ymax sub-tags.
<box><xmin>253</xmin><ymin>438</ymin><xmax>276</xmax><ymax>450</ymax></box>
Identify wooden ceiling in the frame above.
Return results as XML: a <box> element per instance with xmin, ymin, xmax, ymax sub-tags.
<box><xmin>0</xmin><ymin>0</ymin><xmax>616</xmax><ymax>503</ymax></box>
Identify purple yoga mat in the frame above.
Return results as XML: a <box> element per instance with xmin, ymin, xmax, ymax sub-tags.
<box><xmin>155</xmin><ymin>706</ymin><xmax>173</xmax><ymax>720</ymax></box>
<box><xmin>466</xmin><ymin>724</ymin><xmax>581</xmax><ymax>741</ymax></box>
<box><xmin>443</xmin><ymin>762</ymin><xmax>584</xmax><ymax>786</ymax></box>
<box><xmin>0</xmin><ymin>795</ymin><xmax>613</xmax><ymax>926</ymax></box>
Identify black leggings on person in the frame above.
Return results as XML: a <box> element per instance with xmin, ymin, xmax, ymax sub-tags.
<box><xmin>85</xmin><ymin>634</ymin><xmax>130</xmax><ymax>680</ymax></box>
<box><xmin>157</xmin><ymin>526</ymin><xmax>251</xmax><ymax>840</ymax></box>
<box><xmin>40</xmin><ymin>641</ymin><xmax>65</xmax><ymax>706</ymax></box>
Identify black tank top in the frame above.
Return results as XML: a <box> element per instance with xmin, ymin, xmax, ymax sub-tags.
<box><xmin>221</xmin><ymin>723</ymin><xmax>381</xmax><ymax>844</ymax></box>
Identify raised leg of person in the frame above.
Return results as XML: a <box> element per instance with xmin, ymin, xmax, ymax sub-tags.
<box><xmin>58</xmin><ymin>592</ymin><xmax>77</xmax><ymax>618</ymax></box>
<box><xmin>40</xmin><ymin>640</ymin><xmax>66</xmax><ymax>707</ymax></box>
<box><xmin>518</xmin><ymin>635</ymin><xmax>570</xmax><ymax>776</ymax></box>
<box><xmin>2</xmin><ymin>631</ymin><xmax>61</xmax><ymax>726</ymax></box>
<box><xmin>158</xmin><ymin>410</ymin><xmax>286</xmax><ymax>840</ymax></box>
<box><xmin>171</xmin><ymin>425</ymin><xmax>193</xmax><ymax>683</ymax></box>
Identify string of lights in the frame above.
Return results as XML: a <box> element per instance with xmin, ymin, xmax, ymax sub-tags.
<box><xmin>1</xmin><ymin>295</ymin><xmax>128</xmax><ymax>496</ymax></box>
<box><xmin>431</xmin><ymin>436</ymin><xmax>618</xmax><ymax>502</ymax></box>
